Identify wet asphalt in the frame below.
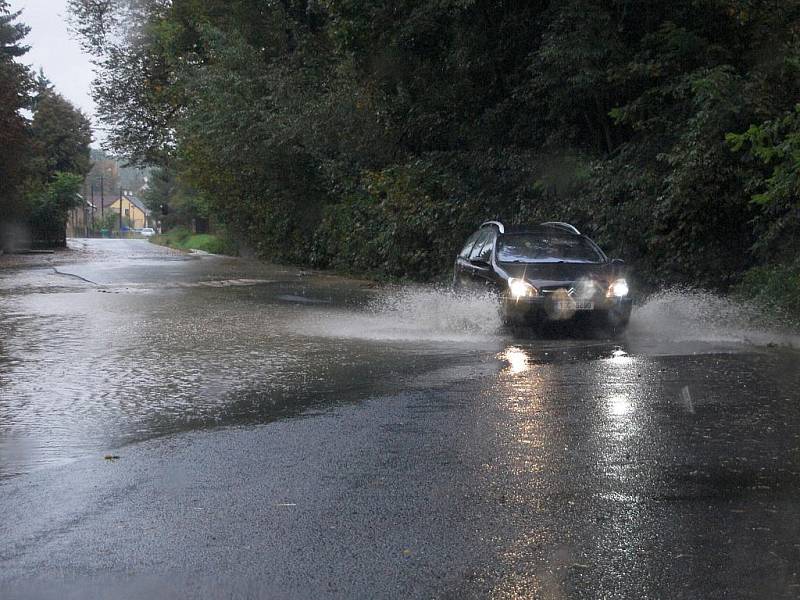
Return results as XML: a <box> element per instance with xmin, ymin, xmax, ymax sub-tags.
<box><xmin>1</xmin><ymin>239</ymin><xmax>800</xmax><ymax>599</ymax></box>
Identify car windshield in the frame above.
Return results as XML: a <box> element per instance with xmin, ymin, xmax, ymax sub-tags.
<box><xmin>496</xmin><ymin>233</ymin><xmax>604</xmax><ymax>263</ymax></box>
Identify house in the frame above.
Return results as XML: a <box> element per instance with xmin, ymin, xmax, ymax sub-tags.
<box><xmin>104</xmin><ymin>193</ymin><xmax>151</xmax><ymax>229</ymax></box>
<box><xmin>66</xmin><ymin>195</ymin><xmax>97</xmax><ymax>238</ymax></box>
<box><xmin>85</xmin><ymin>191</ymin><xmax>152</xmax><ymax>230</ymax></box>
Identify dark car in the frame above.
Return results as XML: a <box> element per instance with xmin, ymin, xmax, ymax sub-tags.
<box><xmin>453</xmin><ymin>221</ymin><xmax>632</xmax><ymax>331</ymax></box>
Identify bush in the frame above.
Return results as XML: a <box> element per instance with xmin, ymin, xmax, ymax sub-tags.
<box><xmin>151</xmin><ymin>227</ymin><xmax>237</xmax><ymax>255</ymax></box>
<box><xmin>28</xmin><ymin>172</ymin><xmax>84</xmax><ymax>247</ymax></box>
<box><xmin>181</xmin><ymin>234</ymin><xmax>232</xmax><ymax>254</ymax></box>
<box><xmin>734</xmin><ymin>262</ymin><xmax>800</xmax><ymax>325</ymax></box>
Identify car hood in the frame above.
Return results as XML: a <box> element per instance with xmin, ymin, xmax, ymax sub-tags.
<box><xmin>496</xmin><ymin>261</ymin><xmax>613</xmax><ymax>286</ymax></box>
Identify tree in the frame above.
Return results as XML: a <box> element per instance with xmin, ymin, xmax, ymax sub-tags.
<box><xmin>0</xmin><ymin>4</ymin><xmax>93</xmax><ymax>249</ymax></box>
<box><xmin>28</xmin><ymin>172</ymin><xmax>84</xmax><ymax>247</ymax></box>
<box><xmin>86</xmin><ymin>150</ymin><xmax>121</xmax><ymax>198</ymax></box>
<box><xmin>30</xmin><ymin>89</ymin><xmax>93</xmax><ymax>178</ymax></box>
<box><xmin>0</xmin><ymin>0</ymin><xmax>32</xmax><ymax>235</ymax></box>
<box><xmin>143</xmin><ymin>166</ymin><xmax>208</xmax><ymax>231</ymax></box>
<box><xmin>68</xmin><ymin>0</ymin><xmax>187</xmax><ymax>164</ymax></box>
<box><xmin>728</xmin><ymin>103</ymin><xmax>800</xmax><ymax>263</ymax></box>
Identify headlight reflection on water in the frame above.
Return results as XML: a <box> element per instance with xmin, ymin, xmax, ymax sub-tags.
<box><xmin>597</xmin><ymin>349</ymin><xmax>640</xmax><ymax>437</ymax></box>
<box><xmin>609</xmin><ymin>348</ymin><xmax>634</xmax><ymax>366</ymax></box>
<box><xmin>607</xmin><ymin>393</ymin><xmax>632</xmax><ymax>417</ymax></box>
<box><xmin>500</xmin><ymin>346</ymin><xmax>530</xmax><ymax>375</ymax></box>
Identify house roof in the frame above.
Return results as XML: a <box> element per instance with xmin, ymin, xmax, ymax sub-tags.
<box><xmin>90</xmin><ymin>193</ymin><xmax>151</xmax><ymax>215</ymax></box>
<box><xmin>126</xmin><ymin>195</ymin><xmax>150</xmax><ymax>214</ymax></box>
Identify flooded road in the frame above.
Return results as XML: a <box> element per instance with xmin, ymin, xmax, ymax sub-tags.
<box><xmin>0</xmin><ymin>239</ymin><xmax>505</xmax><ymax>477</ymax></box>
<box><xmin>2</xmin><ymin>239</ymin><xmax>800</xmax><ymax>598</ymax></box>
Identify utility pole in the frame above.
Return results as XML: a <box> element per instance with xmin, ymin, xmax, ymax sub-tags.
<box><xmin>119</xmin><ymin>188</ymin><xmax>123</xmax><ymax>234</ymax></box>
<box><xmin>100</xmin><ymin>175</ymin><xmax>104</xmax><ymax>219</ymax></box>
<box><xmin>90</xmin><ymin>182</ymin><xmax>95</xmax><ymax>233</ymax></box>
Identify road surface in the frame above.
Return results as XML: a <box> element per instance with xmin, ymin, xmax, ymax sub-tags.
<box><xmin>1</xmin><ymin>238</ymin><xmax>799</xmax><ymax>598</ymax></box>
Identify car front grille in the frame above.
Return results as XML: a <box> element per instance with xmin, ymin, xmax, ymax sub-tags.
<box><xmin>539</xmin><ymin>281</ymin><xmax>603</xmax><ymax>300</ymax></box>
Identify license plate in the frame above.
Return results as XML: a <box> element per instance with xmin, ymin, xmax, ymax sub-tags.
<box><xmin>554</xmin><ymin>300</ymin><xmax>594</xmax><ymax>314</ymax></box>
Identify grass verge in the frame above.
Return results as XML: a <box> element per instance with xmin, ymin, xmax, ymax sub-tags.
<box><xmin>150</xmin><ymin>228</ymin><xmax>237</xmax><ymax>255</ymax></box>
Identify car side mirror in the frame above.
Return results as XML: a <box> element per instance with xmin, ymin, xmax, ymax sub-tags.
<box><xmin>611</xmin><ymin>258</ymin><xmax>625</xmax><ymax>266</ymax></box>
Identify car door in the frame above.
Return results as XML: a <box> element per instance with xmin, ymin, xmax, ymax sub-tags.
<box><xmin>453</xmin><ymin>229</ymin><xmax>481</xmax><ymax>289</ymax></box>
<box><xmin>466</xmin><ymin>228</ymin><xmax>497</xmax><ymax>290</ymax></box>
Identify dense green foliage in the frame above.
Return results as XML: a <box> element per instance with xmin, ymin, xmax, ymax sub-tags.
<box><xmin>27</xmin><ymin>172</ymin><xmax>86</xmax><ymax>246</ymax></box>
<box><xmin>29</xmin><ymin>77</ymin><xmax>92</xmax><ymax>177</ymax></box>
<box><xmin>0</xmin><ymin>0</ymin><xmax>33</xmax><ymax>232</ymax></box>
<box><xmin>728</xmin><ymin>104</ymin><xmax>800</xmax><ymax>264</ymax></box>
<box><xmin>70</xmin><ymin>0</ymin><xmax>800</xmax><ymax>297</ymax></box>
<box><xmin>0</xmin><ymin>2</ymin><xmax>92</xmax><ymax>249</ymax></box>
<box><xmin>143</xmin><ymin>167</ymin><xmax>210</xmax><ymax>232</ymax></box>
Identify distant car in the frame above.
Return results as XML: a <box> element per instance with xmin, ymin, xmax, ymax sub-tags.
<box><xmin>139</xmin><ymin>227</ymin><xmax>156</xmax><ymax>237</ymax></box>
<box><xmin>453</xmin><ymin>221</ymin><xmax>633</xmax><ymax>332</ymax></box>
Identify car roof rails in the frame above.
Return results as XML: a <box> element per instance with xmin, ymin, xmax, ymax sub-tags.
<box><xmin>480</xmin><ymin>220</ymin><xmax>505</xmax><ymax>233</ymax></box>
<box><xmin>540</xmin><ymin>221</ymin><xmax>581</xmax><ymax>235</ymax></box>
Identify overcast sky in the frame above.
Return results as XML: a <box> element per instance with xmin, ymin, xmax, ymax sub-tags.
<box><xmin>8</xmin><ymin>0</ymin><xmax>101</xmax><ymax>145</ymax></box>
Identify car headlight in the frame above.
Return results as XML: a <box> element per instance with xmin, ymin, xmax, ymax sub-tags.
<box><xmin>508</xmin><ymin>278</ymin><xmax>537</xmax><ymax>299</ymax></box>
<box><xmin>608</xmin><ymin>279</ymin><xmax>629</xmax><ymax>298</ymax></box>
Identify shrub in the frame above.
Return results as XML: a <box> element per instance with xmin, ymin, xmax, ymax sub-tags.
<box><xmin>152</xmin><ymin>227</ymin><xmax>237</xmax><ymax>255</ymax></box>
<box><xmin>734</xmin><ymin>262</ymin><xmax>800</xmax><ymax>325</ymax></box>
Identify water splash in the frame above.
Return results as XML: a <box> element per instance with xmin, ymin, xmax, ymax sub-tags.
<box><xmin>300</xmin><ymin>286</ymin><xmax>800</xmax><ymax>350</ymax></box>
<box><xmin>299</xmin><ymin>286</ymin><xmax>503</xmax><ymax>343</ymax></box>
<box><xmin>626</xmin><ymin>288</ymin><xmax>800</xmax><ymax>349</ymax></box>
